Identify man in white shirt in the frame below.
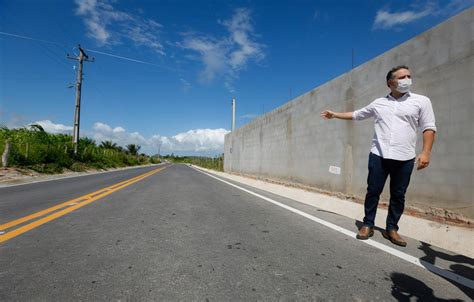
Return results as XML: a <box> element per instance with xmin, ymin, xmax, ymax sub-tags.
<box><xmin>321</xmin><ymin>66</ymin><xmax>436</xmax><ymax>246</ymax></box>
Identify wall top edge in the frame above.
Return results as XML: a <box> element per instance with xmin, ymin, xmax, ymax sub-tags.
<box><xmin>229</xmin><ymin>7</ymin><xmax>473</xmax><ymax>137</ymax></box>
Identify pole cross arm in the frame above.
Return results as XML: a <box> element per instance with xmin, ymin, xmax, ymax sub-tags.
<box><xmin>66</xmin><ymin>54</ymin><xmax>79</xmax><ymax>61</ymax></box>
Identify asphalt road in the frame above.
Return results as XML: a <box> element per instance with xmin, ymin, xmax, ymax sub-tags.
<box><xmin>0</xmin><ymin>164</ymin><xmax>472</xmax><ymax>301</ymax></box>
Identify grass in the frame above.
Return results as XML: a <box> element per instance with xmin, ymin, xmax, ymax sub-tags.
<box><xmin>0</xmin><ymin>125</ymin><xmax>160</xmax><ymax>174</ymax></box>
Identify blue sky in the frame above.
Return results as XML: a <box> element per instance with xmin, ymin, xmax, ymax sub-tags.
<box><xmin>1</xmin><ymin>0</ymin><xmax>472</xmax><ymax>155</ymax></box>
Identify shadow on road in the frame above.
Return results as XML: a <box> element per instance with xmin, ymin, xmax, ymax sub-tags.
<box><xmin>418</xmin><ymin>242</ymin><xmax>474</xmax><ymax>300</ymax></box>
<box><xmin>390</xmin><ymin>272</ymin><xmax>464</xmax><ymax>301</ymax></box>
<box><xmin>353</xmin><ymin>221</ymin><xmax>474</xmax><ymax>299</ymax></box>
<box><xmin>418</xmin><ymin>242</ymin><xmax>473</xmax><ymax>278</ymax></box>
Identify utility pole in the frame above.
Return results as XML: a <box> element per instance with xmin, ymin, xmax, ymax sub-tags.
<box><xmin>231</xmin><ymin>97</ymin><xmax>236</xmax><ymax>131</ymax></box>
<box><xmin>67</xmin><ymin>44</ymin><xmax>94</xmax><ymax>155</ymax></box>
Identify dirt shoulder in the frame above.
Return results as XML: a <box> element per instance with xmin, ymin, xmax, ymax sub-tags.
<box><xmin>0</xmin><ymin>165</ymin><xmax>158</xmax><ymax>187</ymax></box>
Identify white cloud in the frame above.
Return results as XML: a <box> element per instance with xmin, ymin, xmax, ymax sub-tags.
<box><xmin>32</xmin><ymin>120</ymin><xmax>73</xmax><ymax>134</ymax></box>
<box><xmin>373</xmin><ymin>8</ymin><xmax>432</xmax><ymax>29</ymax></box>
<box><xmin>93</xmin><ymin>121</ymin><xmax>112</xmax><ymax>133</ymax></box>
<box><xmin>373</xmin><ymin>1</ymin><xmax>440</xmax><ymax>29</ymax></box>
<box><xmin>180</xmin><ymin>8</ymin><xmax>265</xmax><ymax>91</ymax></box>
<box><xmin>91</xmin><ymin>122</ymin><xmax>229</xmax><ymax>155</ymax></box>
<box><xmin>12</xmin><ymin>120</ymin><xmax>228</xmax><ymax>155</ymax></box>
<box><xmin>164</xmin><ymin>128</ymin><xmax>230</xmax><ymax>152</ymax></box>
<box><xmin>92</xmin><ymin>122</ymin><xmax>147</xmax><ymax>147</ymax></box>
<box><xmin>74</xmin><ymin>0</ymin><xmax>165</xmax><ymax>54</ymax></box>
<box><xmin>373</xmin><ymin>1</ymin><xmax>474</xmax><ymax>30</ymax></box>
<box><xmin>124</xmin><ymin>20</ymin><xmax>165</xmax><ymax>55</ymax></box>
<box><xmin>224</xmin><ymin>8</ymin><xmax>264</xmax><ymax>71</ymax></box>
<box><xmin>180</xmin><ymin>36</ymin><xmax>228</xmax><ymax>83</ymax></box>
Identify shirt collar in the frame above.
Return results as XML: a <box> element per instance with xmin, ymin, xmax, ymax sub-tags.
<box><xmin>387</xmin><ymin>91</ymin><xmax>411</xmax><ymax>101</ymax></box>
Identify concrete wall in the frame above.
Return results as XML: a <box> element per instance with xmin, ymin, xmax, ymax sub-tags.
<box><xmin>224</xmin><ymin>8</ymin><xmax>474</xmax><ymax>221</ymax></box>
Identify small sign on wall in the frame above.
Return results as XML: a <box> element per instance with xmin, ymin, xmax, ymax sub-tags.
<box><xmin>329</xmin><ymin>166</ymin><xmax>341</xmax><ymax>175</ymax></box>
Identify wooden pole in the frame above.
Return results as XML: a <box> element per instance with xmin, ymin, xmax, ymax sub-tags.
<box><xmin>2</xmin><ymin>140</ymin><xmax>11</xmax><ymax>168</ymax></box>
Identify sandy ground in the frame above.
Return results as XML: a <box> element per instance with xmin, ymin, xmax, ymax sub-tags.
<box><xmin>0</xmin><ymin>166</ymin><xmax>150</xmax><ymax>187</ymax></box>
<box><xmin>0</xmin><ymin>168</ymin><xmax>84</xmax><ymax>186</ymax></box>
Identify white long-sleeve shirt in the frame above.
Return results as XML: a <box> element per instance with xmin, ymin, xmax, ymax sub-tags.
<box><xmin>352</xmin><ymin>92</ymin><xmax>436</xmax><ymax>161</ymax></box>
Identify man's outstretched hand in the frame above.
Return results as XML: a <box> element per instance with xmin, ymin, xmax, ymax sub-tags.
<box><xmin>321</xmin><ymin>110</ymin><xmax>335</xmax><ymax>119</ymax></box>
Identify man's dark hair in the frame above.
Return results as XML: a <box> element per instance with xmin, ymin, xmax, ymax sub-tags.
<box><xmin>386</xmin><ymin>65</ymin><xmax>410</xmax><ymax>82</ymax></box>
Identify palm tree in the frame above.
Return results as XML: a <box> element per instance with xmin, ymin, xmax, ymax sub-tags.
<box><xmin>29</xmin><ymin>124</ymin><xmax>45</xmax><ymax>132</ymax></box>
<box><xmin>79</xmin><ymin>137</ymin><xmax>96</xmax><ymax>147</ymax></box>
<box><xmin>100</xmin><ymin>140</ymin><xmax>118</xmax><ymax>149</ymax></box>
<box><xmin>126</xmin><ymin>144</ymin><xmax>141</xmax><ymax>156</ymax></box>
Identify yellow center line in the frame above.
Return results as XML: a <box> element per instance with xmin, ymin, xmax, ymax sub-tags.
<box><xmin>0</xmin><ymin>167</ymin><xmax>161</xmax><ymax>231</ymax></box>
<box><xmin>0</xmin><ymin>165</ymin><xmax>170</xmax><ymax>243</ymax></box>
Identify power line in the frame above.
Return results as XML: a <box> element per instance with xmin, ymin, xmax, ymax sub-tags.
<box><xmin>0</xmin><ymin>31</ymin><xmax>72</xmax><ymax>72</ymax></box>
<box><xmin>85</xmin><ymin>49</ymin><xmax>179</xmax><ymax>72</ymax></box>
<box><xmin>1</xmin><ymin>31</ymin><xmax>180</xmax><ymax>73</ymax></box>
<box><xmin>0</xmin><ymin>31</ymin><xmax>62</xmax><ymax>46</ymax></box>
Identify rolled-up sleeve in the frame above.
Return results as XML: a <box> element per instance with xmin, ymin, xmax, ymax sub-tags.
<box><xmin>353</xmin><ymin>101</ymin><xmax>375</xmax><ymax>121</ymax></box>
<box><xmin>419</xmin><ymin>97</ymin><xmax>437</xmax><ymax>132</ymax></box>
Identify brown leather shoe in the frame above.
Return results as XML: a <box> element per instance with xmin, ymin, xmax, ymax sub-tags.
<box><xmin>382</xmin><ymin>230</ymin><xmax>407</xmax><ymax>247</ymax></box>
<box><xmin>356</xmin><ymin>226</ymin><xmax>374</xmax><ymax>240</ymax></box>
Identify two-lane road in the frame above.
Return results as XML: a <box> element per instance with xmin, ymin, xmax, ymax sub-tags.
<box><xmin>0</xmin><ymin>164</ymin><xmax>472</xmax><ymax>300</ymax></box>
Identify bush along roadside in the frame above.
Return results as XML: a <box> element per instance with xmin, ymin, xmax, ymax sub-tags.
<box><xmin>0</xmin><ymin>125</ymin><xmax>160</xmax><ymax>174</ymax></box>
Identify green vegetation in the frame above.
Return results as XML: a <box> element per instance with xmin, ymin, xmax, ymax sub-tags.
<box><xmin>164</xmin><ymin>154</ymin><xmax>224</xmax><ymax>172</ymax></box>
<box><xmin>0</xmin><ymin>125</ymin><xmax>160</xmax><ymax>174</ymax></box>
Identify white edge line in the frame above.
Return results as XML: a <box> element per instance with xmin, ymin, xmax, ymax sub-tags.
<box><xmin>191</xmin><ymin>166</ymin><xmax>474</xmax><ymax>290</ymax></box>
<box><xmin>0</xmin><ymin>163</ymin><xmax>166</xmax><ymax>189</ymax></box>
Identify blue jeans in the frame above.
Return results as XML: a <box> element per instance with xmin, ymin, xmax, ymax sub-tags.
<box><xmin>363</xmin><ymin>153</ymin><xmax>415</xmax><ymax>231</ymax></box>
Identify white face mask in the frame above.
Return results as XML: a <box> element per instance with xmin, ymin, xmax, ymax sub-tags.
<box><xmin>396</xmin><ymin>78</ymin><xmax>412</xmax><ymax>93</ymax></box>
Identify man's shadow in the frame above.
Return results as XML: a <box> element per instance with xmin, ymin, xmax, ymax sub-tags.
<box><xmin>391</xmin><ymin>272</ymin><xmax>464</xmax><ymax>301</ymax></box>
<box><xmin>418</xmin><ymin>242</ymin><xmax>474</xmax><ymax>299</ymax></box>
<box><xmin>418</xmin><ymin>242</ymin><xmax>474</xmax><ymax>277</ymax></box>
<box><xmin>355</xmin><ymin>221</ymin><xmax>474</xmax><ymax>301</ymax></box>
<box><xmin>354</xmin><ymin>221</ymin><xmax>474</xmax><ymax>299</ymax></box>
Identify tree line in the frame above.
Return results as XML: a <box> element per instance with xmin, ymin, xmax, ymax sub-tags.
<box><xmin>163</xmin><ymin>154</ymin><xmax>224</xmax><ymax>172</ymax></box>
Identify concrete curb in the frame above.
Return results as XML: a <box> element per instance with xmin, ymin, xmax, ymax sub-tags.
<box><xmin>192</xmin><ymin>165</ymin><xmax>474</xmax><ymax>258</ymax></box>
